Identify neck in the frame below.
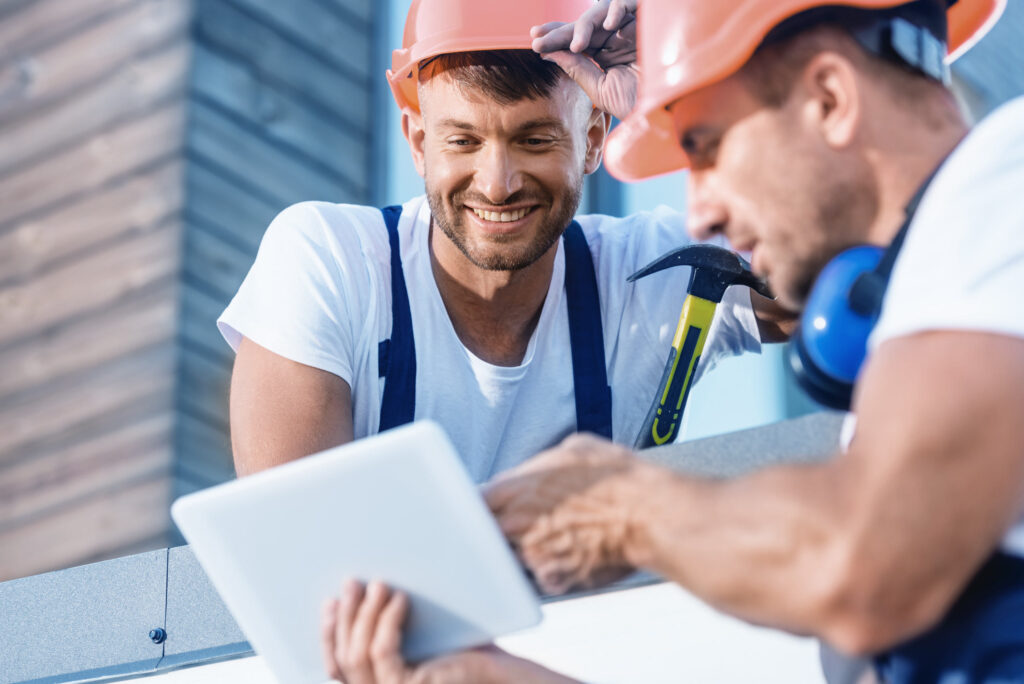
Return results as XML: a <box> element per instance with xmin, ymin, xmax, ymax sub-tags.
<box><xmin>429</xmin><ymin>220</ymin><xmax>558</xmax><ymax>366</ymax></box>
<box><xmin>864</xmin><ymin>91</ymin><xmax>969</xmax><ymax>246</ymax></box>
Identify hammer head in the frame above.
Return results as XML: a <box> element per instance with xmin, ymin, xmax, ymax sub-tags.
<box><xmin>628</xmin><ymin>244</ymin><xmax>773</xmax><ymax>303</ymax></box>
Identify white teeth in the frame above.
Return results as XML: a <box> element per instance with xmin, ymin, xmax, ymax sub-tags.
<box><xmin>472</xmin><ymin>208</ymin><xmax>529</xmax><ymax>222</ymax></box>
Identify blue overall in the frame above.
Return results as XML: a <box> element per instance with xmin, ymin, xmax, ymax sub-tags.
<box><xmin>875</xmin><ymin>551</ymin><xmax>1024</xmax><ymax>682</ymax></box>
<box><xmin>375</xmin><ymin>205</ymin><xmax>613</xmax><ymax>439</ymax></box>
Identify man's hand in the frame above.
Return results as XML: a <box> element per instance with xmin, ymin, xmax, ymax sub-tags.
<box><xmin>530</xmin><ymin>0</ymin><xmax>639</xmax><ymax>120</ymax></box>
<box><xmin>485</xmin><ymin>434</ymin><xmax>653</xmax><ymax>595</ymax></box>
<box><xmin>320</xmin><ymin>580</ymin><xmax>577</xmax><ymax>684</ymax></box>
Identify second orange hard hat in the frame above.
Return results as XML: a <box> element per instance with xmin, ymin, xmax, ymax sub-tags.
<box><xmin>387</xmin><ymin>0</ymin><xmax>594</xmax><ymax>113</ymax></box>
<box><xmin>604</xmin><ymin>0</ymin><xmax>1006</xmax><ymax>183</ymax></box>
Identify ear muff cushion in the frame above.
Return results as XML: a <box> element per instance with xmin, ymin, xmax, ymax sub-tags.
<box><xmin>788</xmin><ymin>245</ymin><xmax>885</xmax><ymax>411</ymax></box>
<box><xmin>788</xmin><ymin>331</ymin><xmax>855</xmax><ymax>410</ymax></box>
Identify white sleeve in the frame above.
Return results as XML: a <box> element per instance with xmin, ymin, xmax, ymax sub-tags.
<box><xmin>639</xmin><ymin>208</ymin><xmax>762</xmax><ymax>380</ymax></box>
<box><xmin>217</xmin><ymin>202</ymin><xmax>374</xmax><ymax>384</ymax></box>
<box><xmin>870</xmin><ymin>104</ymin><xmax>1024</xmax><ymax>349</ymax></box>
<box><xmin>588</xmin><ymin>205</ymin><xmax>761</xmax><ymax>383</ymax></box>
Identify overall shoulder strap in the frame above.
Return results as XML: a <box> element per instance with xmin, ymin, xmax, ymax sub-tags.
<box><xmin>378</xmin><ymin>205</ymin><xmax>417</xmax><ymax>431</ymax></box>
<box><xmin>562</xmin><ymin>221</ymin><xmax>613</xmax><ymax>439</ymax></box>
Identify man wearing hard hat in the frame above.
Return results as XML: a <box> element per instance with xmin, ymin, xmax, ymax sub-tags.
<box><xmin>220</xmin><ymin>1</ymin><xmax>778</xmax><ymax>480</ymax></box>
<box><xmin>322</xmin><ymin>0</ymin><xmax>1024</xmax><ymax>681</ymax></box>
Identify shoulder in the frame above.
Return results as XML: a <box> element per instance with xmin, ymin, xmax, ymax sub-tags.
<box><xmin>574</xmin><ymin>206</ymin><xmax>696</xmax><ymax>273</ymax></box>
<box><xmin>265</xmin><ymin>201</ymin><xmax>388</xmax><ymax>252</ymax></box>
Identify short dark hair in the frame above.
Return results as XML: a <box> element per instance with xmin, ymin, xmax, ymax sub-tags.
<box><xmin>740</xmin><ymin>0</ymin><xmax>948</xmax><ymax>108</ymax></box>
<box><xmin>419</xmin><ymin>50</ymin><xmax>566</xmax><ymax>105</ymax></box>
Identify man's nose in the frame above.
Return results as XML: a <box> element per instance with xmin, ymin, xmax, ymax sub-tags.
<box><xmin>474</xmin><ymin>145</ymin><xmax>524</xmax><ymax>203</ymax></box>
<box><xmin>686</xmin><ymin>172</ymin><xmax>729</xmax><ymax>241</ymax></box>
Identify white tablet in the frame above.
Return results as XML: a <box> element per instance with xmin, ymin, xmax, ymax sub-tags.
<box><xmin>171</xmin><ymin>421</ymin><xmax>542</xmax><ymax>684</ymax></box>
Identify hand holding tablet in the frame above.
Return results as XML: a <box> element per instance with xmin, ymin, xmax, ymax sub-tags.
<box><xmin>172</xmin><ymin>421</ymin><xmax>543</xmax><ymax>684</ymax></box>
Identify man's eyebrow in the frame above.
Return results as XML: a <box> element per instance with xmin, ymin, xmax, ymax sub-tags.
<box><xmin>436</xmin><ymin>118</ymin><xmax>477</xmax><ymax>131</ymax></box>
<box><xmin>434</xmin><ymin>117</ymin><xmax>569</xmax><ymax>133</ymax></box>
<box><xmin>516</xmin><ymin>118</ymin><xmax>567</xmax><ymax>132</ymax></box>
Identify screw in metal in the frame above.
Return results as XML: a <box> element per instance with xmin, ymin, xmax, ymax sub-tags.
<box><xmin>149</xmin><ymin>628</ymin><xmax>167</xmax><ymax>644</ymax></box>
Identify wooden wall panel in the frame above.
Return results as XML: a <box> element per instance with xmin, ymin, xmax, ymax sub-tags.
<box><xmin>190</xmin><ymin>43</ymin><xmax>367</xmax><ymax>187</ymax></box>
<box><xmin>0</xmin><ymin>0</ymin><xmax>384</xmax><ymax>579</ymax></box>
<box><xmin>186</xmin><ymin>160</ymin><xmax>278</xmax><ymax>256</ymax></box>
<box><xmin>193</xmin><ymin>0</ymin><xmax>371</xmax><ymax>132</ymax></box>
<box><xmin>0</xmin><ymin>344</ymin><xmax>176</xmax><ymax>464</ymax></box>
<box><xmin>0</xmin><ymin>413</ymin><xmax>173</xmax><ymax>529</ymax></box>
<box><xmin>187</xmin><ymin>99</ymin><xmax>361</xmax><ymax>205</ymax></box>
<box><xmin>0</xmin><ymin>0</ymin><xmax>136</xmax><ymax>63</ymax></box>
<box><xmin>0</xmin><ymin>159</ymin><xmax>182</xmax><ymax>286</ymax></box>
<box><xmin>0</xmin><ymin>285</ymin><xmax>177</xmax><ymax>399</ymax></box>
<box><xmin>0</xmin><ymin>221</ymin><xmax>180</xmax><ymax>347</ymax></box>
<box><xmin>0</xmin><ymin>475</ymin><xmax>172</xmax><ymax>581</ymax></box>
<box><xmin>227</xmin><ymin>0</ymin><xmax>373</xmax><ymax>82</ymax></box>
<box><xmin>180</xmin><ymin>281</ymin><xmax>234</xmax><ymax>363</ymax></box>
<box><xmin>0</xmin><ymin>103</ymin><xmax>185</xmax><ymax>228</ymax></box>
<box><xmin>0</xmin><ymin>41</ymin><xmax>188</xmax><ymax>176</ymax></box>
<box><xmin>0</xmin><ymin>0</ymin><xmax>190</xmax><ymax>125</ymax></box>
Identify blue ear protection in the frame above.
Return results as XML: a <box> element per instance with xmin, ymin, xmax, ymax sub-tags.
<box><xmin>787</xmin><ymin>247</ymin><xmax>887</xmax><ymax>410</ymax></box>
<box><xmin>788</xmin><ymin>170</ymin><xmax>938</xmax><ymax>411</ymax></box>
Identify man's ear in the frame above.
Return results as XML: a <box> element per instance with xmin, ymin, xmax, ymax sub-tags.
<box><xmin>402</xmin><ymin>108</ymin><xmax>427</xmax><ymax>178</ymax></box>
<box><xmin>584</xmin><ymin>108</ymin><xmax>612</xmax><ymax>175</ymax></box>
<box><xmin>799</xmin><ymin>51</ymin><xmax>861</xmax><ymax>150</ymax></box>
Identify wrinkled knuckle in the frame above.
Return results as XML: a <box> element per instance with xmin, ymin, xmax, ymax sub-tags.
<box><xmin>369</xmin><ymin>637</ymin><xmax>394</xmax><ymax>662</ymax></box>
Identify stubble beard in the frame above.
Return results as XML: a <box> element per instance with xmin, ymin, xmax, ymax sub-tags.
<box><xmin>426</xmin><ymin>179</ymin><xmax>583</xmax><ymax>272</ymax></box>
<box><xmin>784</xmin><ymin>168</ymin><xmax>880</xmax><ymax>310</ymax></box>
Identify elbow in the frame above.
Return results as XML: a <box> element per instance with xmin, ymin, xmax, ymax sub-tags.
<box><xmin>816</xmin><ymin>550</ymin><xmax>960</xmax><ymax>656</ymax></box>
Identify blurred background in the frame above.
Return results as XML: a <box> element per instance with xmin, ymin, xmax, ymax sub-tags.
<box><xmin>0</xmin><ymin>0</ymin><xmax>1021</xmax><ymax>583</ymax></box>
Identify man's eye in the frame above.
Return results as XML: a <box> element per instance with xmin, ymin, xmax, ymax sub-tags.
<box><xmin>681</xmin><ymin>135</ymin><xmax>718</xmax><ymax>165</ymax></box>
<box><xmin>448</xmin><ymin>139</ymin><xmax>475</xmax><ymax>147</ymax></box>
<box><xmin>524</xmin><ymin>138</ymin><xmax>552</xmax><ymax>147</ymax></box>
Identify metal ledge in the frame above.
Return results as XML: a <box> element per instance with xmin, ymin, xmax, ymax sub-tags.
<box><xmin>0</xmin><ymin>412</ymin><xmax>844</xmax><ymax>684</ymax></box>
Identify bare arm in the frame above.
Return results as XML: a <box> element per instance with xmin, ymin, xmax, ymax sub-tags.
<box><xmin>489</xmin><ymin>330</ymin><xmax>1024</xmax><ymax>653</ymax></box>
<box><xmin>229</xmin><ymin>336</ymin><xmax>354</xmax><ymax>476</ymax></box>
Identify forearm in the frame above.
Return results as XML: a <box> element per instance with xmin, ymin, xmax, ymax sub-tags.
<box><xmin>621</xmin><ymin>458</ymin><xmax>852</xmax><ymax>637</ymax></box>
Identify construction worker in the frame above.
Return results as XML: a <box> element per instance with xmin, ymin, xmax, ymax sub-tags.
<box><xmin>221</xmin><ymin>0</ymin><xmax>788</xmax><ymax>482</ymax></box>
<box><xmin>322</xmin><ymin>0</ymin><xmax>1024</xmax><ymax>682</ymax></box>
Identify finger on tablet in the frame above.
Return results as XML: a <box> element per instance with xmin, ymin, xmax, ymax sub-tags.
<box><xmin>335</xmin><ymin>580</ymin><xmax>366</xmax><ymax>681</ymax></box>
<box><xmin>320</xmin><ymin>598</ymin><xmax>342</xmax><ymax>681</ymax></box>
<box><xmin>369</xmin><ymin>590</ymin><xmax>409</xmax><ymax>681</ymax></box>
<box><xmin>346</xmin><ymin>581</ymin><xmax>390</xmax><ymax>681</ymax></box>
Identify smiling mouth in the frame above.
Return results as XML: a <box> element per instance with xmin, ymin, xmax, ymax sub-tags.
<box><xmin>469</xmin><ymin>207</ymin><xmax>532</xmax><ymax>223</ymax></box>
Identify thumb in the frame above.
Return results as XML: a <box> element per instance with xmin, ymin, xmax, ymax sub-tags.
<box><xmin>540</xmin><ymin>51</ymin><xmax>606</xmax><ymax>104</ymax></box>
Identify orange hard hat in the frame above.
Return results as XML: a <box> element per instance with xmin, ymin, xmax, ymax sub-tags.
<box><xmin>604</xmin><ymin>0</ymin><xmax>1006</xmax><ymax>182</ymax></box>
<box><xmin>387</xmin><ymin>0</ymin><xmax>594</xmax><ymax>112</ymax></box>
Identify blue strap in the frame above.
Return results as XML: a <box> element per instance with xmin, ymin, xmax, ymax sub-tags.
<box><xmin>377</xmin><ymin>206</ymin><xmax>416</xmax><ymax>431</ymax></box>
<box><xmin>874</xmin><ymin>552</ymin><xmax>1024</xmax><ymax>681</ymax></box>
<box><xmin>562</xmin><ymin>221</ymin><xmax>613</xmax><ymax>439</ymax></box>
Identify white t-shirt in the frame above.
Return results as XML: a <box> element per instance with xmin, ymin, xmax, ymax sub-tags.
<box><xmin>869</xmin><ymin>96</ymin><xmax>1024</xmax><ymax>556</ymax></box>
<box><xmin>219</xmin><ymin>195</ymin><xmax>760</xmax><ymax>482</ymax></box>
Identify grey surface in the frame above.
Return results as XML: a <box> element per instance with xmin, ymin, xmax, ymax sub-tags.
<box><xmin>160</xmin><ymin>546</ymin><xmax>250</xmax><ymax>669</ymax></box>
<box><xmin>0</xmin><ymin>413</ymin><xmax>844</xmax><ymax>682</ymax></box>
<box><xmin>643</xmin><ymin>410</ymin><xmax>846</xmax><ymax>478</ymax></box>
<box><xmin>0</xmin><ymin>550</ymin><xmax>167</xmax><ymax>684</ymax></box>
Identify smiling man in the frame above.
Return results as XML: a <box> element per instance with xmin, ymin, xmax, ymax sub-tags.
<box><xmin>218</xmin><ymin>0</ymin><xmax>776</xmax><ymax>482</ymax></box>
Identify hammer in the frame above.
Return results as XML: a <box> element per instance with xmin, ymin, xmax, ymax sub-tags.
<box><xmin>629</xmin><ymin>244</ymin><xmax>772</xmax><ymax>449</ymax></box>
